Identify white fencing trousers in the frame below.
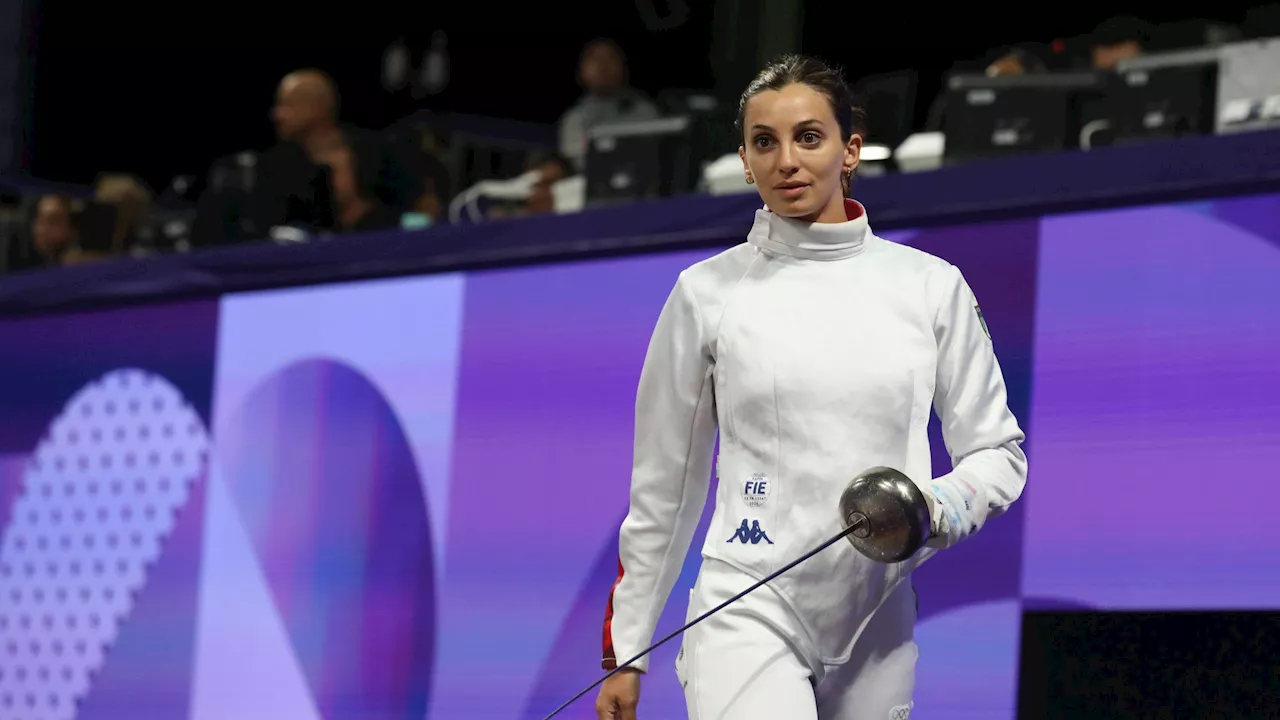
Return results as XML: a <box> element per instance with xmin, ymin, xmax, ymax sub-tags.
<box><xmin>674</xmin><ymin>558</ymin><xmax>918</xmax><ymax>720</ymax></box>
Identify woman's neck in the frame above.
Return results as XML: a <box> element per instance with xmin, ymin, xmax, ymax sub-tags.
<box><xmin>810</xmin><ymin>195</ymin><xmax>851</xmax><ymax>224</ymax></box>
<box><xmin>793</xmin><ymin>197</ymin><xmax>860</xmax><ymax>224</ymax></box>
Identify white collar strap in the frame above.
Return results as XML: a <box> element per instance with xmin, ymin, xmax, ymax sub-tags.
<box><xmin>747</xmin><ymin>199</ymin><xmax>871</xmax><ymax>261</ymax></box>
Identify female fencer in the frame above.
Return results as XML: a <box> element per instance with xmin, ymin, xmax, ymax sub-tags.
<box><xmin>596</xmin><ymin>54</ymin><xmax>1027</xmax><ymax>720</ymax></box>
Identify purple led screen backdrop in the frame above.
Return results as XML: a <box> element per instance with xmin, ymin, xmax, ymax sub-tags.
<box><xmin>0</xmin><ymin>193</ymin><xmax>1277</xmax><ymax>719</ymax></box>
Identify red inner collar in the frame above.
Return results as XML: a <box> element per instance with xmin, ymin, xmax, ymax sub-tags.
<box><xmin>844</xmin><ymin>198</ymin><xmax>865</xmax><ymax>220</ymax></box>
<box><xmin>766</xmin><ymin>198</ymin><xmax>866</xmax><ymax>221</ymax></box>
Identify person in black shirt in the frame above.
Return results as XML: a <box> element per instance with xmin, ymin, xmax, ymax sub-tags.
<box><xmin>253</xmin><ymin>69</ymin><xmax>419</xmax><ymax>235</ymax></box>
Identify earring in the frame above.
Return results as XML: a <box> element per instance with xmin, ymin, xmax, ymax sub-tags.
<box><xmin>745</xmin><ymin>173</ymin><xmax>755</xmax><ymax>185</ymax></box>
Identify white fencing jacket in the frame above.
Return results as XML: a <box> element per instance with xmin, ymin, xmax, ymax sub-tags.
<box><xmin>602</xmin><ymin>200</ymin><xmax>1027</xmax><ymax>671</ymax></box>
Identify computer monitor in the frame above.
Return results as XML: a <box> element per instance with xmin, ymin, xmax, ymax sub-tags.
<box><xmin>942</xmin><ymin>73</ymin><xmax>1106</xmax><ymax>164</ymax></box>
<box><xmin>852</xmin><ymin>70</ymin><xmax>918</xmax><ymax>149</ymax></box>
<box><xmin>1111</xmin><ymin>48</ymin><xmax>1220</xmax><ymax>143</ymax></box>
<box><xmin>1214</xmin><ymin>39</ymin><xmax>1280</xmax><ymax>135</ymax></box>
<box><xmin>584</xmin><ymin>116</ymin><xmax>695</xmax><ymax>206</ymax></box>
<box><xmin>657</xmin><ymin>90</ymin><xmax>738</xmax><ymax>167</ymax></box>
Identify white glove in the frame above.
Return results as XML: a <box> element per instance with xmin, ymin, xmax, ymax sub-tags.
<box><xmin>924</xmin><ymin>477</ymin><xmax>978</xmax><ymax>548</ymax></box>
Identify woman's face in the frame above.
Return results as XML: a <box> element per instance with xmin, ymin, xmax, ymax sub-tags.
<box><xmin>739</xmin><ymin>83</ymin><xmax>860</xmax><ymax>224</ymax></box>
<box><xmin>32</xmin><ymin>196</ymin><xmax>76</xmax><ymax>258</ymax></box>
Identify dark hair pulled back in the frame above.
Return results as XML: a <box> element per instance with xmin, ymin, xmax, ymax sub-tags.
<box><xmin>735</xmin><ymin>54</ymin><xmax>867</xmax><ymax>143</ymax></box>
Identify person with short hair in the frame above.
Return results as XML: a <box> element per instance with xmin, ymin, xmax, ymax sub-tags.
<box><xmin>254</xmin><ymin>69</ymin><xmax>418</xmax><ymax>234</ymax></box>
<box><xmin>1090</xmin><ymin>16</ymin><xmax>1152</xmax><ymax>71</ymax></box>
<box><xmin>557</xmin><ymin>39</ymin><xmax>661</xmax><ymax>172</ymax></box>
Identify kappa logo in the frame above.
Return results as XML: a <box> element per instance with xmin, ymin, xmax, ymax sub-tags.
<box><xmin>727</xmin><ymin>519</ymin><xmax>773</xmax><ymax>545</ymax></box>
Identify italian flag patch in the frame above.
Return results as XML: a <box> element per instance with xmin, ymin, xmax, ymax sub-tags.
<box><xmin>975</xmin><ymin>304</ymin><xmax>990</xmax><ymax>339</ymax></box>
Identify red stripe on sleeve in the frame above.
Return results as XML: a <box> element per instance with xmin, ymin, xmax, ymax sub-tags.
<box><xmin>601</xmin><ymin>556</ymin><xmax>625</xmax><ymax>669</ymax></box>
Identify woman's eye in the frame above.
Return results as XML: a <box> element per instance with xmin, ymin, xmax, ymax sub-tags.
<box><xmin>754</xmin><ymin>135</ymin><xmax>773</xmax><ymax>149</ymax></box>
<box><xmin>800</xmin><ymin>131</ymin><xmax>820</xmax><ymax>144</ymax></box>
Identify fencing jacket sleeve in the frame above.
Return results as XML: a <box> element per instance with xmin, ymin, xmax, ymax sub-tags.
<box><xmin>602</xmin><ymin>273</ymin><xmax>718</xmax><ymax>672</ymax></box>
<box><xmin>924</xmin><ymin>263</ymin><xmax>1028</xmax><ymax>549</ymax></box>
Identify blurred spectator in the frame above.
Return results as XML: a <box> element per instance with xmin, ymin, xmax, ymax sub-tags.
<box><xmin>479</xmin><ymin>151</ymin><xmax>577</xmax><ymax>220</ymax></box>
<box><xmin>525</xmin><ymin>151</ymin><xmax>575</xmax><ymax>215</ymax></box>
<box><xmin>29</xmin><ymin>195</ymin><xmax>77</xmax><ymax>268</ymax></box>
<box><xmin>1090</xmin><ymin>16</ymin><xmax>1151</xmax><ymax>71</ymax></box>
<box><xmin>253</xmin><ymin>69</ymin><xmax>418</xmax><ymax>236</ymax></box>
<box><xmin>92</xmin><ymin>173</ymin><xmax>152</xmax><ymax>253</ymax></box>
<box><xmin>924</xmin><ymin>44</ymin><xmax>1049</xmax><ymax>132</ymax></box>
<box><xmin>985</xmin><ymin>46</ymin><xmax>1049</xmax><ymax>77</ymax></box>
<box><xmin>394</xmin><ymin>121</ymin><xmax>452</xmax><ymax>222</ymax></box>
<box><xmin>558</xmin><ymin>39</ymin><xmax>660</xmax><ymax>171</ymax></box>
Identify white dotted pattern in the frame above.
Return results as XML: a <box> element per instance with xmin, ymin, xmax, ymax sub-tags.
<box><xmin>0</xmin><ymin>369</ymin><xmax>208</xmax><ymax>720</ymax></box>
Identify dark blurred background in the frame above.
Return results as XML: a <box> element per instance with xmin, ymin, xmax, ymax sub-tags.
<box><xmin>3</xmin><ymin>0</ymin><xmax>1278</xmax><ymax>272</ymax></box>
<box><xmin>26</xmin><ymin>0</ymin><xmax>1259</xmax><ymax>189</ymax></box>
